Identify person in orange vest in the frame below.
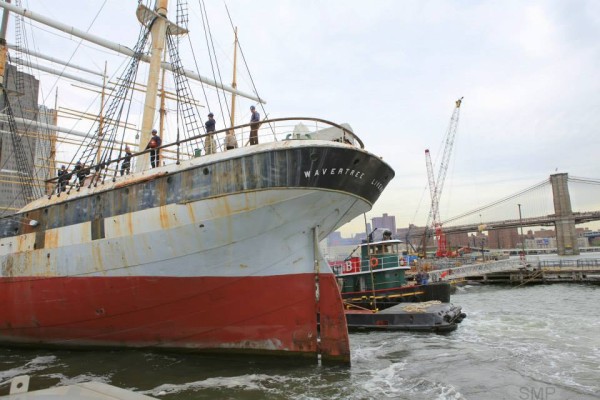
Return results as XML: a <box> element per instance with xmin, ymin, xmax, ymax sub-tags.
<box><xmin>146</xmin><ymin>129</ymin><xmax>162</xmax><ymax>168</ymax></box>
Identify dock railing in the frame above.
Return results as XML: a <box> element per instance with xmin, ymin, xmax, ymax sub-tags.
<box><xmin>429</xmin><ymin>258</ymin><xmax>600</xmax><ymax>282</ymax></box>
<box><xmin>429</xmin><ymin>259</ymin><xmax>523</xmax><ymax>282</ymax></box>
<box><xmin>528</xmin><ymin>258</ymin><xmax>600</xmax><ymax>270</ymax></box>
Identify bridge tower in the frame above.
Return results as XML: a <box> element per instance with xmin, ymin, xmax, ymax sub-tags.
<box><xmin>550</xmin><ymin>173</ymin><xmax>580</xmax><ymax>255</ymax></box>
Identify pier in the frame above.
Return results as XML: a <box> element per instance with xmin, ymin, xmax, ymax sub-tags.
<box><xmin>429</xmin><ymin>258</ymin><xmax>600</xmax><ymax>285</ymax></box>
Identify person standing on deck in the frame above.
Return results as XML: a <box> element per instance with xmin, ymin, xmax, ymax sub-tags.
<box><xmin>57</xmin><ymin>165</ymin><xmax>68</xmax><ymax>192</ymax></box>
<box><xmin>249</xmin><ymin>105</ymin><xmax>260</xmax><ymax>145</ymax></box>
<box><xmin>120</xmin><ymin>146</ymin><xmax>132</xmax><ymax>176</ymax></box>
<box><xmin>205</xmin><ymin>113</ymin><xmax>216</xmax><ymax>155</ymax></box>
<box><xmin>225</xmin><ymin>130</ymin><xmax>238</xmax><ymax>150</ymax></box>
<box><xmin>146</xmin><ymin>129</ymin><xmax>161</xmax><ymax>168</ymax></box>
<box><xmin>73</xmin><ymin>160</ymin><xmax>88</xmax><ymax>186</ymax></box>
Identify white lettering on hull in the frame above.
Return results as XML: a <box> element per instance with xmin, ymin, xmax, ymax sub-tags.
<box><xmin>303</xmin><ymin>168</ymin><xmax>365</xmax><ymax>180</ymax></box>
<box><xmin>303</xmin><ymin>167</ymin><xmax>386</xmax><ymax>192</ymax></box>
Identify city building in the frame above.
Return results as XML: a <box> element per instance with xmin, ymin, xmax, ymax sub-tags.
<box><xmin>488</xmin><ymin>228</ymin><xmax>520</xmax><ymax>249</ymax></box>
<box><xmin>0</xmin><ymin>64</ymin><xmax>55</xmax><ymax>212</ymax></box>
<box><xmin>371</xmin><ymin>213</ymin><xmax>395</xmax><ymax>235</ymax></box>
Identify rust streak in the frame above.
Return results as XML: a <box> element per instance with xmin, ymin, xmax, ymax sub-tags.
<box><xmin>91</xmin><ymin>243</ymin><xmax>105</xmax><ymax>274</ymax></box>
<box><xmin>45</xmin><ymin>230</ymin><xmax>59</xmax><ymax>249</ymax></box>
<box><xmin>1</xmin><ymin>255</ymin><xmax>14</xmax><ymax>277</ymax></box>
<box><xmin>126</xmin><ymin>212</ymin><xmax>134</xmax><ymax>236</ymax></box>
<box><xmin>159</xmin><ymin>206</ymin><xmax>170</xmax><ymax>229</ymax></box>
<box><xmin>186</xmin><ymin>203</ymin><xmax>196</xmax><ymax>222</ymax></box>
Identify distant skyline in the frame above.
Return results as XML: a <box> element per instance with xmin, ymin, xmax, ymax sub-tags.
<box><xmin>332</xmin><ymin>212</ymin><xmax>599</xmax><ymax>240</ymax></box>
<box><xmin>6</xmin><ymin>0</ymin><xmax>600</xmax><ymax>234</ymax></box>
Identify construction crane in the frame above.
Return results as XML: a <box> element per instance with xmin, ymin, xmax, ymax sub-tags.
<box><xmin>425</xmin><ymin>97</ymin><xmax>463</xmax><ymax>258</ymax></box>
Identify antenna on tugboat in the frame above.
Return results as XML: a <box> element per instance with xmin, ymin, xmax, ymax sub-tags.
<box><xmin>363</xmin><ymin>213</ymin><xmax>378</xmax><ymax>312</ymax></box>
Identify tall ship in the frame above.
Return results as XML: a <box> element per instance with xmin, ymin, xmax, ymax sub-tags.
<box><xmin>0</xmin><ymin>1</ymin><xmax>394</xmax><ymax>364</ymax></box>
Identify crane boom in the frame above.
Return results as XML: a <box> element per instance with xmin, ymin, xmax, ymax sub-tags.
<box><xmin>425</xmin><ymin>149</ymin><xmax>438</xmax><ymax>223</ymax></box>
<box><xmin>425</xmin><ymin>97</ymin><xmax>463</xmax><ymax>258</ymax></box>
<box><xmin>433</xmin><ymin>97</ymin><xmax>462</xmax><ymax>213</ymax></box>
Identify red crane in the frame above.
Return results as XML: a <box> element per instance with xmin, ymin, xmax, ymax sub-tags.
<box><xmin>425</xmin><ymin>97</ymin><xmax>463</xmax><ymax>258</ymax></box>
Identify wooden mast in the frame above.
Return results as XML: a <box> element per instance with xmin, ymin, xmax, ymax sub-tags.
<box><xmin>159</xmin><ymin>49</ymin><xmax>167</xmax><ymax>138</ymax></box>
<box><xmin>229</xmin><ymin>27</ymin><xmax>238</xmax><ymax>128</ymax></box>
<box><xmin>96</xmin><ymin>61</ymin><xmax>107</xmax><ymax>165</ymax></box>
<box><xmin>136</xmin><ymin>0</ymin><xmax>169</xmax><ymax>172</ymax></box>
<box><xmin>0</xmin><ymin>0</ymin><xmax>10</xmax><ymax>87</ymax></box>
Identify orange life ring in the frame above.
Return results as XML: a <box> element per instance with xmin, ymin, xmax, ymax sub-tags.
<box><xmin>370</xmin><ymin>257</ymin><xmax>379</xmax><ymax>268</ymax></box>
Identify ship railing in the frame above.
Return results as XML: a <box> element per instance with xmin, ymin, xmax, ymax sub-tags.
<box><xmin>44</xmin><ymin>117</ymin><xmax>363</xmax><ymax>197</ymax></box>
<box><xmin>197</xmin><ymin>117</ymin><xmax>364</xmax><ymax>154</ymax></box>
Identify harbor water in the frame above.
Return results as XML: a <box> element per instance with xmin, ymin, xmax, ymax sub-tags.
<box><xmin>1</xmin><ymin>284</ymin><xmax>599</xmax><ymax>399</ymax></box>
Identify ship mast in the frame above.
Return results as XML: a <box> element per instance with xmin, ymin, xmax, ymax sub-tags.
<box><xmin>0</xmin><ymin>0</ymin><xmax>10</xmax><ymax>87</ymax></box>
<box><xmin>97</xmin><ymin>61</ymin><xmax>107</xmax><ymax>165</ymax></box>
<box><xmin>230</xmin><ymin>27</ymin><xmax>238</xmax><ymax>128</ymax></box>
<box><xmin>136</xmin><ymin>0</ymin><xmax>169</xmax><ymax>171</ymax></box>
<box><xmin>159</xmin><ymin>49</ymin><xmax>167</xmax><ymax>137</ymax></box>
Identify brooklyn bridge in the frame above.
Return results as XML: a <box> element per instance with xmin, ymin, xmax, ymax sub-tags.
<box><xmin>410</xmin><ymin>173</ymin><xmax>600</xmax><ymax>255</ymax></box>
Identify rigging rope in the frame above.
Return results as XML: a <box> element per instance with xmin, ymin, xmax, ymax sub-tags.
<box><xmin>223</xmin><ymin>2</ymin><xmax>273</xmax><ymax>137</ymax></box>
<box><xmin>198</xmin><ymin>0</ymin><xmax>230</xmax><ymax>128</ymax></box>
<box><xmin>165</xmin><ymin>32</ymin><xmax>203</xmax><ymax>156</ymax></box>
<box><xmin>58</xmin><ymin>21</ymin><xmax>151</xmax><ymax>195</ymax></box>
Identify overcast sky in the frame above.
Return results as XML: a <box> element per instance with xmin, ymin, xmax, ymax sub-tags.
<box><xmin>8</xmin><ymin>0</ymin><xmax>600</xmax><ymax>235</ymax></box>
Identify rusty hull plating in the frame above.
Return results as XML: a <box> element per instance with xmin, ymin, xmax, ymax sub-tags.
<box><xmin>0</xmin><ymin>137</ymin><xmax>395</xmax><ymax>365</ymax></box>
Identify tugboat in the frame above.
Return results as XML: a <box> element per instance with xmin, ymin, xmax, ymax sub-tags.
<box><xmin>332</xmin><ymin>233</ymin><xmax>453</xmax><ymax>311</ymax></box>
<box><xmin>331</xmin><ymin>232</ymin><xmax>466</xmax><ymax>332</ymax></box>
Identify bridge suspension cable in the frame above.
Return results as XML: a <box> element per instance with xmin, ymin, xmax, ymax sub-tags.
<box><xmin>569</xmin><ymin>176</ymin><xmax>600</xmax><ymax>185</ymax></box>
<box><xmin>442</xmin><ymin>178</ymin><xmax>550</xmax><ymax>225</ymax></box>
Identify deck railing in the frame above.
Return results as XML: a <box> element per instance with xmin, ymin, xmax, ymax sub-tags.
<box><xmin>46</xmin><ymin>117</ymin><xmax>362</xmax><ymax>197</ymax></box>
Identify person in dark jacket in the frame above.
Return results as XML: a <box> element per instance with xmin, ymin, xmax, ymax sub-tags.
<box><xmin>120</xmin><ymin>146</ymin><xmax>132</xmax><ymax>176</ymax></box>
<box><xmin>205</xmin><ymin>113</ymin><xmax>216</xmax><ymax>154</ymax></box>
<box><xmin>146</xmin><ymin>129</ymin><xmax>161</xmax><ymax>168</ymax></box>
<box><xmin>73</xmin><ymin>161</ymin><xmax>88</xmax><ymax>186</ymax></box>
<box><xmin>57</xmin><ymin>165</ymin><xmax>68</xmax><ymax>192</ymax></box>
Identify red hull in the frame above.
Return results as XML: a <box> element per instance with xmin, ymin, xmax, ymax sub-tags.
<box><xmin>0</xmin><ymin>273</ymin><xmax>349</xmax><ymax>362</ymax></box>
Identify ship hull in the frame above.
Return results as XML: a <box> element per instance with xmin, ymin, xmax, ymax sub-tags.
<box><xmin>0</xmin><ymin>142</ymin><xmax>394</xmax><ymax>362</ymax></box>
<box><xmin>0</xmin><ymin>274</ymin><xmax>336</xmax><ymax>358</ymax></box>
